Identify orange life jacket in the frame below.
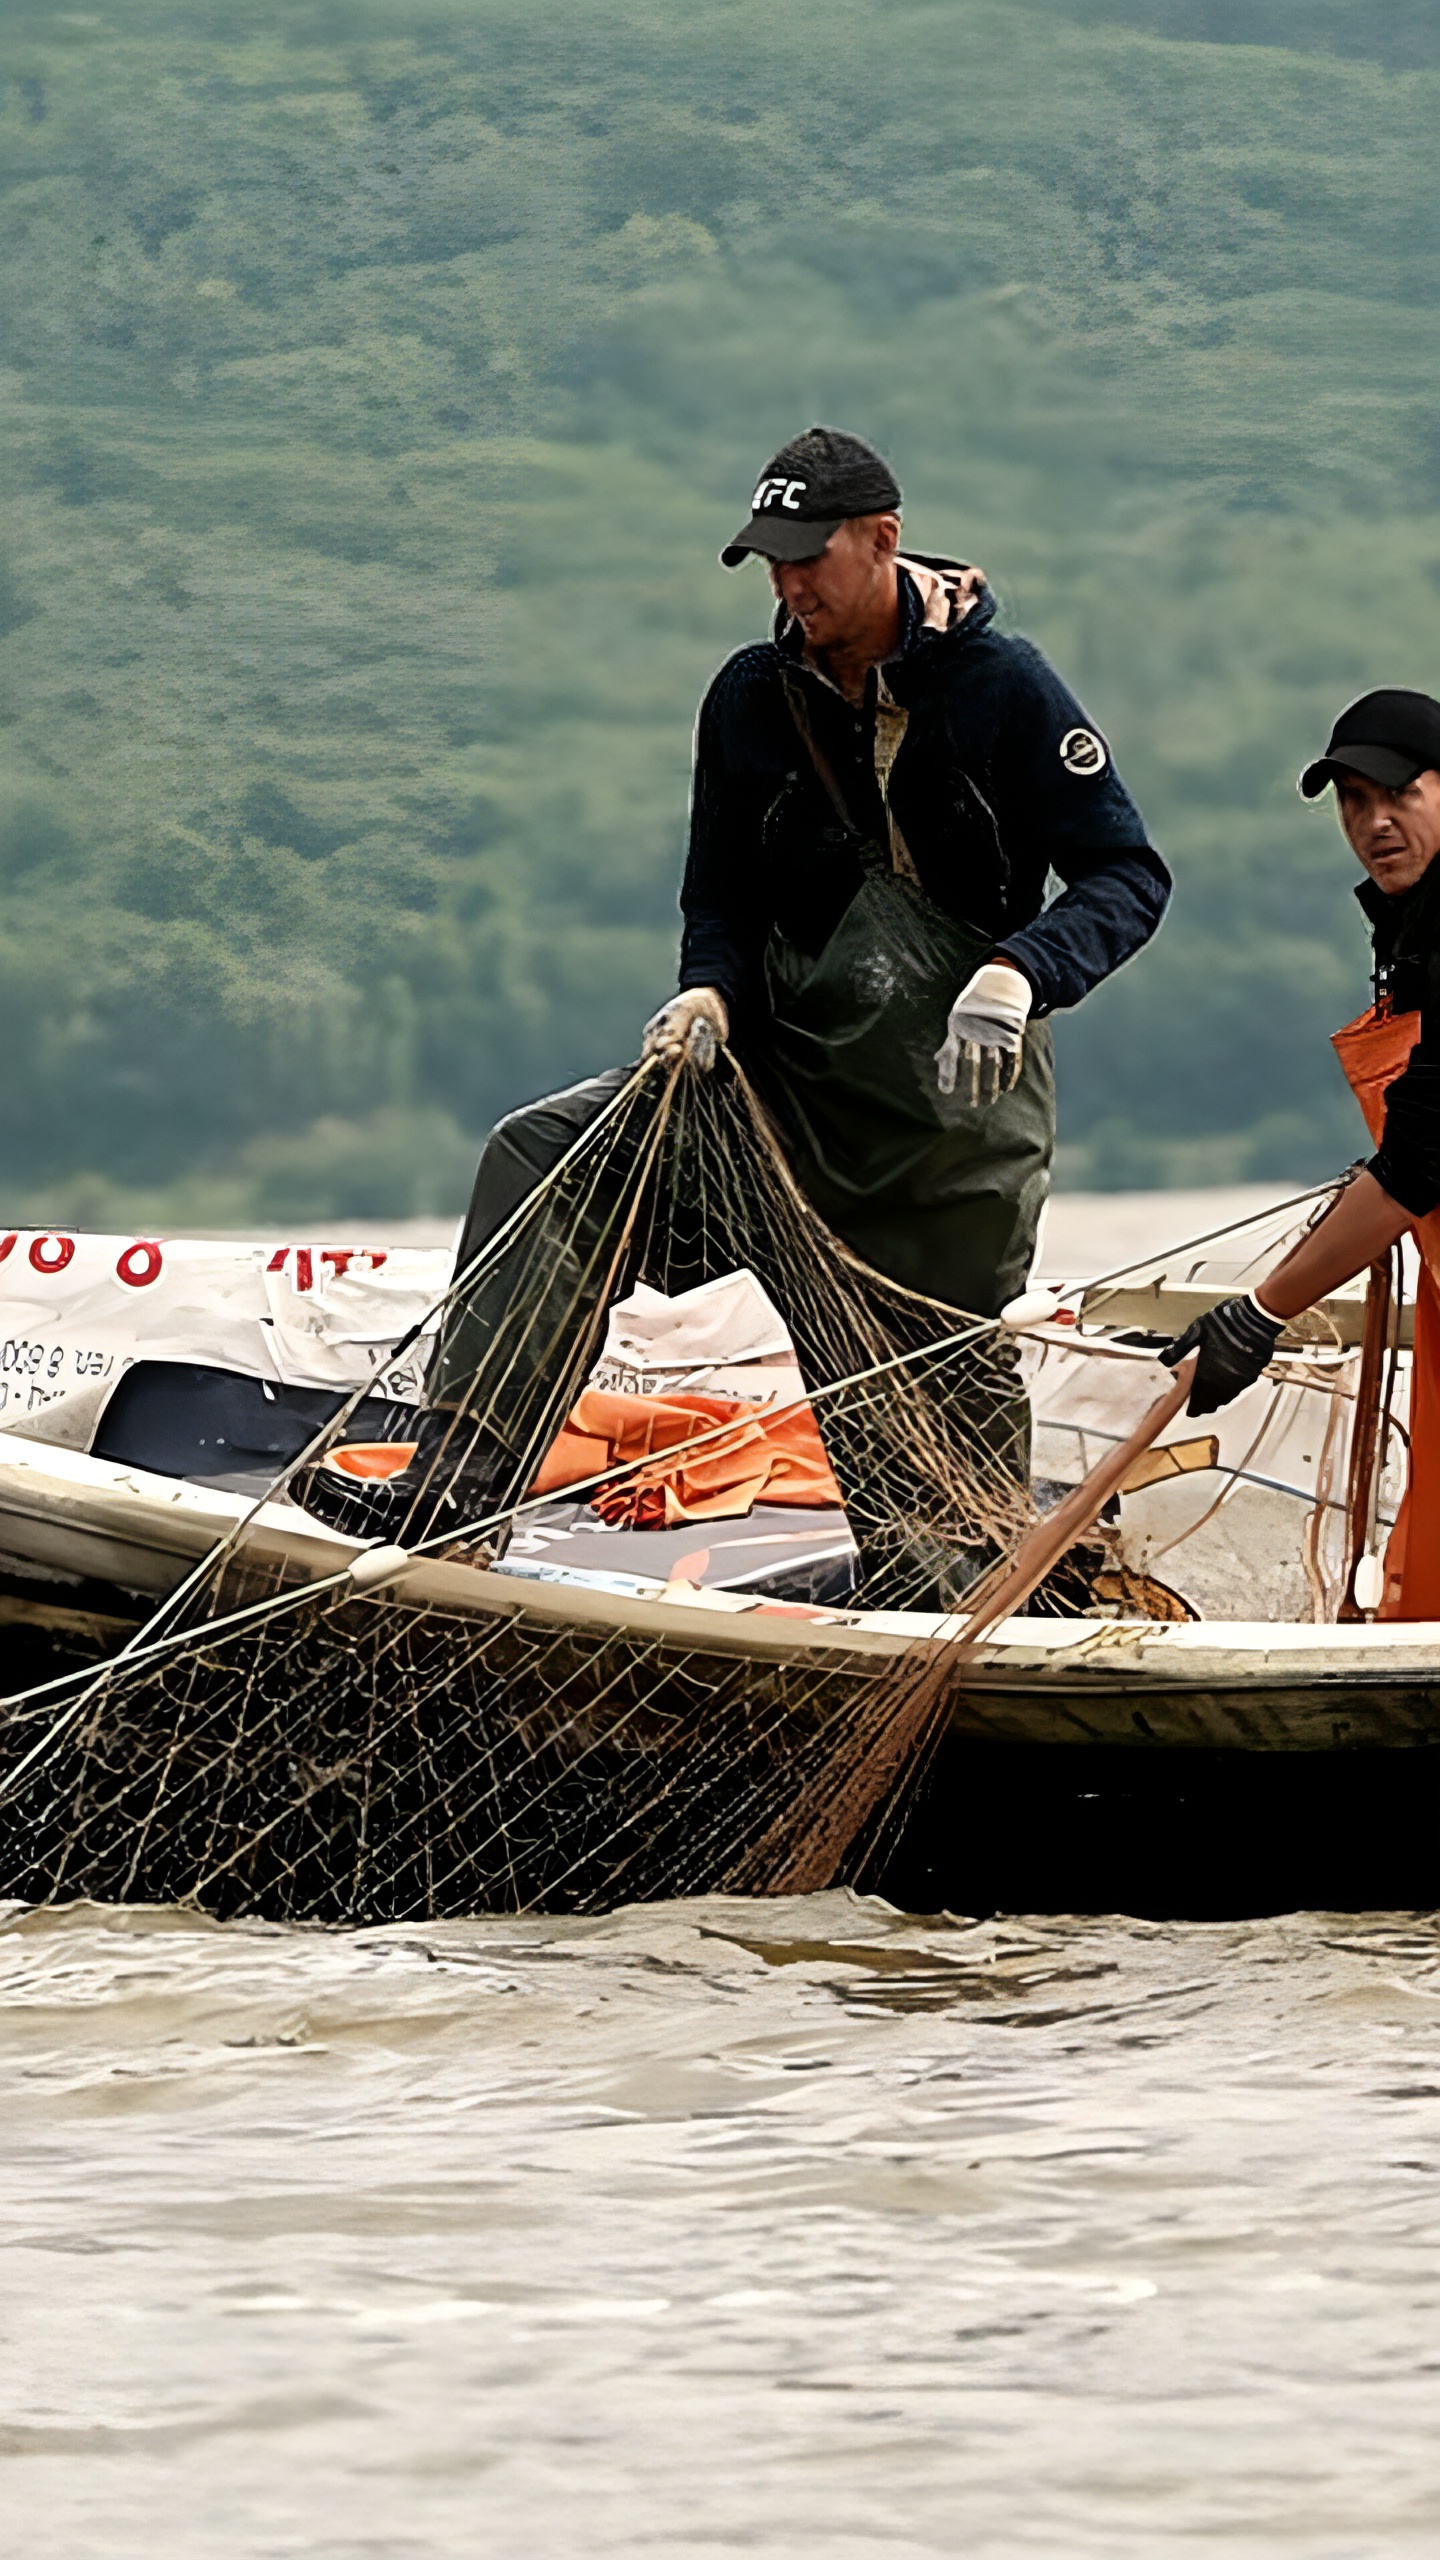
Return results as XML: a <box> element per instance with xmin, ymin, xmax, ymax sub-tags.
<box><xmin>1331</xmin><ymin>1005</ymin><xmax>1440</xmax><ymax>1618</ymax></box>
<box><xmin>529</xmin><ymin>1385</ymin><xmax>843</xmax><ymax>1528</ymax></box>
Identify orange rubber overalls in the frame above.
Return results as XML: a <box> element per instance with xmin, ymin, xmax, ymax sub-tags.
<box><xmin>1331</xmin><ymin>1005</ymin><xmax>1440</xmax><ymax>1618</ymax></box>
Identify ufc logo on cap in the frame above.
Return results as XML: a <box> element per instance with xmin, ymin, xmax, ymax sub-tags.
<box><xmin>752</xmin><ymin>476</ymin><xmax>807</xmax><ymax>513</ymax></box>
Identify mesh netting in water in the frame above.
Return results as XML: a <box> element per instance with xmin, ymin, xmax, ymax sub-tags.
<box><xmin>0</xmin><ymin>1056</ymin><xmax>1037</xmax><ymax>1921</ymax></box>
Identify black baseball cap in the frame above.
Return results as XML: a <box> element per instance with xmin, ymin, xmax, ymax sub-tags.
<box><xmin>720</xmin><ymin>425</ymin><xmax>902</xmax><ymax>568</ymax></box>
<box><xmin>1299</xmin><ymin>689</ymin><xmax>1440</xmax><ymax>798</ymax></box>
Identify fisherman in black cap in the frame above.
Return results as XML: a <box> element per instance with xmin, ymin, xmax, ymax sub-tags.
<box><xmin>639</xmin><ymin>424</ymin><xmax>1171</xmax><ymax>1314</ymax></box>
<box><xmin>1162</xmin><ymin>690</ymin><xmax>1440</xmax><ymax>1613</ymax></box>
<box><xmin>429</xmin><ymin>426</ymin><xmax>1170</xmax><ymax>1356</ymax></box>
<box><xmin>306</xmin><ymin>429</ymin><xmax>1173</xmax><ymax>1537</ymax></box>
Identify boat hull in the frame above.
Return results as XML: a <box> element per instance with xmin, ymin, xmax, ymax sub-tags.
<box><xmin>1</xmin><ymin>1428</ymin><xmax>1438</xmax><ymax>1754</ymax></box>
<box><xmin>943</xmin><ymin>1658</ymin><xmax>1440</xmax><ymax>1752</ymax></box>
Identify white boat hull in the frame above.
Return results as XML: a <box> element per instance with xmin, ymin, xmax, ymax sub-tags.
<box><xmin>2</xmin><ymin>1429</ymin><xmax>1437</xmax><ymax>1752</ymax></box>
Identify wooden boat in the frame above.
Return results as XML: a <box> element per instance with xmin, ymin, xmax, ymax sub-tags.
<box><xmin>2</xmin><ymin>1402</ymin><xmax>1437</xmax><ymax>1754</ymax></box>
<box><xmin>1</xmin><ymin>1217</ymin><xmax>1435</xmax><ymax>1759</ymax></box>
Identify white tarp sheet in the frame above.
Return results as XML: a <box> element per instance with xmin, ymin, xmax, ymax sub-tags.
<box><xmin>589</xmin><ymin>1271</ymin><xmax>805</xmax><ymax>1405</ymax></box>
<box><xmin>0</xmin><ymin>1229</ymin><xmax>454</xmax><ymax>1451</ymax></box>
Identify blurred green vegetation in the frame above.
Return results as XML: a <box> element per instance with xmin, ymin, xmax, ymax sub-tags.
<box><xmin>2</xmin><ymin>0</ymin><xmax>1439</xmax><ymax>1217</ymax></box>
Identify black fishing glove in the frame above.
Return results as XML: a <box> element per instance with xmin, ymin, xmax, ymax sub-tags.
<box><xmin>1159</xmin><ymin>1293</ymin><xmax>1283</xmax><ymax>1416</ymax></box>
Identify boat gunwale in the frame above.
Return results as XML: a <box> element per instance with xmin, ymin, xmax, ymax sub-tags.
<box><xmin>5</xmin><ymin>1429</ymin><xmax>1440</xmax><ymax>1702</ymax></box>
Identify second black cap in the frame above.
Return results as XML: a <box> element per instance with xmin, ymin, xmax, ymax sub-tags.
<box><xmin>1300</xmin><ymin>688</ymin><xmax>1440</xmax><ymax>797</ymax></box>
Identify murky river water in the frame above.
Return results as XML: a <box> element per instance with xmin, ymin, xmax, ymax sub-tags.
<box><xmin>3</xmin><ymin>1893</ymin><xmax>1438</xmax><ymax>2558</ymax></box>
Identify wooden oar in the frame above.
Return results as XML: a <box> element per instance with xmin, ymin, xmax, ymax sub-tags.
<box><xmin>1338</xmin><ymin>1252</ymin><xmax>1393</xmax><ymax>1622</ymax></box>
<box><xmin>735</xmin><ymin>1355</ymin><xmax>1199</xmax><ymax>1898</ymax></box>
<box><xmin>950</xmin><ymin>1353</ymin><xmax>1198</xmax><ymax>1655</ymax></box>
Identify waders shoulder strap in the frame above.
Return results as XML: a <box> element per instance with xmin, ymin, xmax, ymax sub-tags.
<box><xmin>779</xmin><ymin>669</ymin><xmax>921</xmax><ymax>885</ymax></box>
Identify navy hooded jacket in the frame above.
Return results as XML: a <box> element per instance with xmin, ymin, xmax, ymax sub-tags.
<box><xmin>677</xmin><ymin>561</ymin><xmax>1170</xmax><ymax>1036</ymax></box>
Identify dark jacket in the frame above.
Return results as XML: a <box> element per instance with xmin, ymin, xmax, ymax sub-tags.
<box><xmin>1359</xmin><ymin>871</ymin><xmax>1440</xmax><ymax>1218</ymax></box>
<box><xmin>677</xmin><ymin>561</ymin><xmax>1170</xmax><ymax>1036</ymax></box>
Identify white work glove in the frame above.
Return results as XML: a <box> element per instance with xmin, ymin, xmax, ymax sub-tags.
<box><xmin>935</xmin><ymin>961</ymin><xmax>1033</xmax><ymax>1107</ymax></box>
<box><xmin>641</xmin><ymin>985</ymin><xmax>730</xmax><ymax>1072</ymax></box>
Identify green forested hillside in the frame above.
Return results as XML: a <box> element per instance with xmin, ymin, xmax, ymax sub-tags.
<box><xmin>4</xmin><ymin>0</ymin><xmax>1440</xmax><ymax>1218</ymax></box>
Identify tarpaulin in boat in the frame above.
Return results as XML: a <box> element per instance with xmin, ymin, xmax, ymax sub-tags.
<box><xmin>0</xmin><ymin>1230</ymin><xmax>448</xmax><ymax>1450</ymax></box>
<box><xmin>332</xmin><ymin>1269</ymin><xmax>846</xmax><ymax>1526</ymax></box>
<box><xmin>588</xmin><ymin>1271</ymin><xmax>799</xmax><ymax>1399</ymax></box>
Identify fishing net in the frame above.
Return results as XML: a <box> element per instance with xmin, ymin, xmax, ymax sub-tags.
<box><xmin>0</xmin><ymin>1054</ymin><xmax>1043</xmax><ymax>1923</ymax></box>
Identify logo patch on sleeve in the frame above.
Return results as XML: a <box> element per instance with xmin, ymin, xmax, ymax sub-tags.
<box><xmin>1059</xmin><ymin>726</ymin><xmax>1107</xmax><ymax>776</ymax></box>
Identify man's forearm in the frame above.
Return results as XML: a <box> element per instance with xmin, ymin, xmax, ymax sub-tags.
<box><xmin>678</xmin><ymin>909</ymin><xmax>749</xmax><ymax>1011</ymax></box>
<box><xmin>996</xmin><ymin>846</ymin><xmax>1171</xmax><ymax>1013</ymax></box>
<box><xmin>1254</xmin><ymin>1172</ymin><xmax>1412</xmax><ymax>1321</ymax></box>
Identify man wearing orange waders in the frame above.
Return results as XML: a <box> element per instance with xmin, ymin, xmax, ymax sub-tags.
<box><xmin>1162</xmin><ymin>690</ymin><xmax>1440</xmax><ymax>1619</ymax></box>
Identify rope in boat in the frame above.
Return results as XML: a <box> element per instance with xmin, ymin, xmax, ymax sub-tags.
<box><xmin>1051</xmin><ymin>1174</ymin><xmax>1347</xmax><ymax>1300</ymax></box>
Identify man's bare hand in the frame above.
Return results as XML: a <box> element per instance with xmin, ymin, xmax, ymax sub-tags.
<box><xmin>897</xmin><ymin>557</ymin><xmax>987</xmax><ymax>631</ymax></box>
<box><xmin>641</xmin><ymin>986</ymin><xmax>730</xmax><ymax>1072</ymax></box>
